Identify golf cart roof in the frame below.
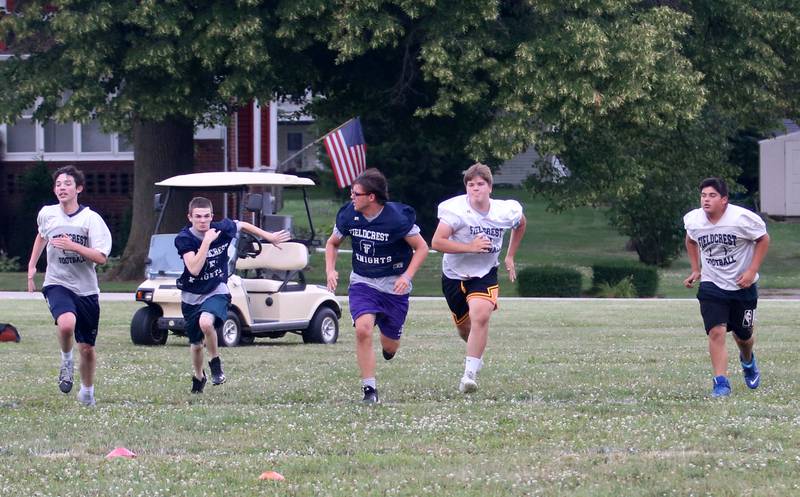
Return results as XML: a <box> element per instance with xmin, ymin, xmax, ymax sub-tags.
<box><xmin>155</xmin><ymin>171</ymin><xmax>315</xmax><ymax>189</ymax></box>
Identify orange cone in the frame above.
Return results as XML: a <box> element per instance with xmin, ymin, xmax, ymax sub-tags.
<box><xmin>106</xmin><ymin>447</ymin><xmax>137</xmax><ymax>459</ymax></box>
<box><xmin>258</xmin><ymin>471</ymin><xmax>285</xmax><ymax>481</ymax></box>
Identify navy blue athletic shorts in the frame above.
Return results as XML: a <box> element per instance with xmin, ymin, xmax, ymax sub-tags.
<box><xmin>42</xmin><ymin>285</ymin><xmax>100</xmax><ymax>346</ymax></box>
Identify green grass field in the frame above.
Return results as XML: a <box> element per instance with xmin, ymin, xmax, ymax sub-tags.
<box><xmin>3</xmin><ymin>299</ymin><xmax>800</xmax><ymax>496</ymax></box>
<box><xmin>3</xmin><ymin>187</ymin><xmax>800</xmax><ymax>296</ymax></box>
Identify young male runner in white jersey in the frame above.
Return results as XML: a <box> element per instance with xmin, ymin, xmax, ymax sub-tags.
<box><xmin>431</xmin><ymin>163</ymin><xmax>526</xmax><ymax>393</ymax></box>
<box><xmin>27</xmin><ymin>165</ymin><xmax>113</xmax><ymax>406</ymax></box>
<box><xmin>684</xmin><ymin>177</ymin><xmax>770</xmax><ymax>397</ymax></box>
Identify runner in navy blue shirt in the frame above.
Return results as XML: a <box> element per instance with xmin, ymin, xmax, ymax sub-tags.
<box><xmin>176</xmin><ymin>196</ymin><xmax>290</xmax><ymax>393</ymax></box>
<box><xmin>325</xmin><ymin>169</ymin><xmax>428</xmax><ymax>404</ymax></box>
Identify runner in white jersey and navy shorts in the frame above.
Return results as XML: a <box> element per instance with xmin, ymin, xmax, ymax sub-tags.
<box><xmin>325</xmin><ymin>168</ymin><xmax>429</xmax><ymax>404</ymax></box>
<box><xmin>26</xmin><ymin>165</ymin><xmax>112</xmax><ymax>407</ymax></box>
<box><xmin>684</xmin><ymin>177</ymin><xmax>770</xmax><ymax>398</ymax></box>
<box><xmin>432</xmin><ymin>163</ymin><xmax>527</xmax><ymax>394</ymax></box>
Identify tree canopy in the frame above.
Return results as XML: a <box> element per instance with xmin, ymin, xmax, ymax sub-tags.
<box><xmin>2</xmin><ymin>0</ymin><xmax>798</xmax><ymax>273</ymax></box>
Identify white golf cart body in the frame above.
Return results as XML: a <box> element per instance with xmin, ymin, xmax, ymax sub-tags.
<box><xmin>131</xmin><ymin>171</ymin><xmax>341</xmax><ymax>347</ymax></box>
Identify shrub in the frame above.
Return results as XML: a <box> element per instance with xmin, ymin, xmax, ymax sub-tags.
<box><xmin>0</xmin><ymin>250</ymin><xmax>21</xmax><ymax>272</ymax></box>
<box><xmin>517</xmin><ymin>265</ymin><xmax>582</xmax><ymax>297</ymax></box>
<box><xmin>592</xmin><ymin>262</ymin><xmax>659</xmax><ymax>297</ymax></box>
<box><xmin>594</xmin><ymin>276</ymin><xmax>637</xmax><ymax>298</ymax></box>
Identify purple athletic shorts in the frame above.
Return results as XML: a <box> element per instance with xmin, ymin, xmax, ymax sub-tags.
<box><xmin>348</xmin><ymin>283</ymin><xmax>409</xmax><ymax>340</ymax></box>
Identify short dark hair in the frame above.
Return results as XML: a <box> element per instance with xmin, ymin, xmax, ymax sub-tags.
<box><xmin>188</xmin><ymin>196</ymin><xmax>214</xmax><ymax>214</ymax></box>
<box><xmin>699</xmin><ymin>177</ymin><xmax>729</xmax><ymax>197</ymax></box>
<box><xmin>52</xmin><ymin>165</ymin><xmax>85</xmax><ymax>188</ymax></box>
<box><xmin>353</xmin><ymin>168</ymin><xmax>389</xmax><ymax>205</ymax></box>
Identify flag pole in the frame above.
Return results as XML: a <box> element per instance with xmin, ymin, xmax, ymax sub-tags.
<box><xmin>276</xmin><ymin>118</ymin><xmax>356</xmax><ymax>170</ymax></box>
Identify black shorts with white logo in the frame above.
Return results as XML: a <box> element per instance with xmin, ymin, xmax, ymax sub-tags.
<box><xmin>697</xmin><ymin>281</ymin><xmax>758</xmax><ymax>340</ymax></box>
<box><xmin>441</xmin><ymin>267</ymin><xmax>499</xmax><ymax>324</ymax></box>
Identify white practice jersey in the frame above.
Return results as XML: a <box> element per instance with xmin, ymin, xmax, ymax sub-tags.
<box><xmin>37</xmin><ymin>204</ymin><xmax>112</xmax><ymax>296</ymax></box>
<box><xmin>437</xmin><ymin>194</ymin><xmax>523</xmax><ymax>280</ymax></box>
<box><xmin>684</xmin><ymin>204</ymin><xmax>767</xmax><ymax>291</ymax></box>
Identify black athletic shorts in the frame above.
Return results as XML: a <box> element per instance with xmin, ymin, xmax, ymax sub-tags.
<box><xmin>442</xmin><ymin>267</ymin><xmax>499</xmax><ymax>324</ymax></box>
<box><xmin>697</xmin><ymin>282</ymin><xmax>757</xmax><ymax>340</ymax></box>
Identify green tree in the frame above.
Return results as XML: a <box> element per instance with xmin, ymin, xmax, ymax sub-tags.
<box><xmin>523</xmin><ymin>0</ymin><xmax>799</xmax><ymax>265</ymax></box>
<box><xmin>0</xmin><ymin>0</ymin><xmax>311</xmax><ymax>279</ymax></box>
<box><xmin>3</xmin><ymin>0</ymin><xmax>797</xmax><ymax>273</ymax></box>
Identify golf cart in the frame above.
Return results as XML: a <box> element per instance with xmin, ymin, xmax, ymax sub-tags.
<box><xmin>130</xmin><ymin>171</ymin><xmax>341</xmax><ymax>347</ymax></box>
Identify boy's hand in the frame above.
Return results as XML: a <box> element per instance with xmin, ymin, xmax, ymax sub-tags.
<box><xmin>204</xmin><ymin>228</ymin><xmax>221</xmax><ymax>243</ymax></box>
<box><xmin>270</xmin><ymin>230</ymin><xmax>291</xmax><ymax>246</ymax></box>
<box><xmin>469</xmin><ymin>234</ymin><xmax>493</xmax><ymax>253</ymax></box>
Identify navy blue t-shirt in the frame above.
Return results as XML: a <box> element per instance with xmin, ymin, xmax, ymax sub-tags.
<box><xmin>335</xmin><ymin>202</ymin><xmax>415</xmax><ymax>278</ymax></box>
<box><xmin>175</xmin><ymin>218</ymin><xmax>238</xmax><ymax>294</ymax></box>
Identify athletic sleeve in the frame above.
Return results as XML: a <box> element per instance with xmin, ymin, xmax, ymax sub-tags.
<box><xmin>88</xmin><ymin>212</ymin><xmax>113</xmax><ymax>256</ymax></box>
<box><xmin>406</xmin><ymin>224</ymin><xmax>421</xmax><ymax>237</ymax></box>
<box><xmin>175</xmin><ymin>232</ymin><xmax>197</xmax><ymax>257</ymax></box>
<box><xmin>740</xmin><ymin>211</ymin><xmax>767</xmax><ymax>240</ymax></box>
<box><xmin>331</xmin><ymin>225</ymin><xmax>344</xmax><ymax>240</ymax></box>
<box><xmin>213</xmin><ymin>218</ymin><xmax>239</xmax><ymax>240</ymax></box>
<box><xmin>503</xmin><ymin>199</ymin><xmax>524</xmax><ymax>228</ymax></box>
<box><xmin>683</xmin><ymin>210</ymin><xmax>699</xmax><ymax>241</ymax></box>
<box><xmin>36</xmin><ymin>206</ymin><xmax>49</xmax><ymax>237</ymax></box>
<box><xmin>437</xmin><ymin>201</ymin><xmax>463</xmax><ymax>230</ymax></box>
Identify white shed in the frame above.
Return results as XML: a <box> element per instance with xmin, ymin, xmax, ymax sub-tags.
<box><xmin>759</xmin><ymin>130</ymin><xmax>800</xmax><ymax>216</ymax></box>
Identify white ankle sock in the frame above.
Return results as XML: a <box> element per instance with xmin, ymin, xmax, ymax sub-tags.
<box><xmin>465</xmin><ymin>356</ymin><xmax>482</xmax><ymax>377</ymax></box>
<box><xmin>80</xmin><ymin>385</ymin><xmax>94</xmax><ymax>396</ymax></box>
<box><xmin>61</xmin><ymin>350</ymin><xmax>73</xmax><ymax>362</ymax></box>
<box><xmin>362</xmin><ymin>378</ymin><xmax>376</xmax><ymax>389</ymax></box>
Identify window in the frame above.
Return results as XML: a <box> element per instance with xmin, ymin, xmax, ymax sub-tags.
<box><xmin>118</xmin><ymin>133</ymin><xmax>133</xmax><ymax>152</ymax></box>
<box><xmin>6</xmin><ymin>118</ymin><xmax>36</xmax><ymax>153</ymax></box>
<box><xmin>287</xmin><ymin>132</ymin><xmax>303</xmax><ymax>151</ymax></box>
<box><xmin>120</xmin><ymin>173</ymin><xmax>131</xmax><ymax>194</ymax></box>
<box><xmin>85</xmin><ymin>173</ymin><xmax>96</xmax><ymax>194</ymax></box>
<box><xmin>96</xmin><ymin>173</ymin><xmax>107</xmax><ymax>194</ymax></box>
<box><xmin>43</xmin><ymin>121</ymin><xmax>74</xmax><ymax>152</ymax></box>
<box><xmin>81</xmin><ymin>119</ymin><xmax>112</xmax><ymax>152</ymax></box>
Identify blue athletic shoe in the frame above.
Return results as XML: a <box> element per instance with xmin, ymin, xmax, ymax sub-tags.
<box><xmin>741</xmin><ymin>353</ymin><xmax>760</xmax><ymax>389</ymax></box>
<box><xmin>712</xmin><ymin>375</ymin><xmax>731</xmax><ymax>397</ymax></box>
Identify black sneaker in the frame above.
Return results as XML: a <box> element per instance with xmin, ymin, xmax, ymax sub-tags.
<box><xmin>382</xmin><ymin>349</ymin><xmax>395</xmax><ymax>361</ymax></box>
<box><xmin>191</xmin><ymin>371</ymin><xmax>207</xmax><ymax>394</ymax></box>
<box><xmin>209</xmin><ymin>357</ymin><xmax>225</xmax><ymax>385</ymax></box>
<box><xmin>362</xmin><ymin>385</ymin><xmax>379</xmax><ymax>404</ymax></box>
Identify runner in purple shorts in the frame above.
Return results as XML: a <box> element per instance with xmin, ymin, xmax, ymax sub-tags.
<box><xmin>325</xmin><ymin>169</ymin><xmax>428</xmax><ymax>404</ymax></box>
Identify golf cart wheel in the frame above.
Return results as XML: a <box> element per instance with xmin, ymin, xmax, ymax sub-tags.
<box><xmin>216</xmin><ymin>311</ymin><xmax>242</xmax><ymax>347</ymax></box>
<box><xmin>130</xmin><ymin>306</ymin><xmax>168</xmax><ymax>346</ymax></box>
<box><xmin>303</xmin><ymin>307</ymin><xmax>339</xmax><ymax>344</ymax></box>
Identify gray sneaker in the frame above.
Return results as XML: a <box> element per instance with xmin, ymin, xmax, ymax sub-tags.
<box><xmin>458</xmin><ymin>372</ymin><xmax>478</xmax><ymax>394</ymax></box>
<box><xmin>58</xmin><ymin>359</ymin><xmax>74</xmax><ymax>394</ymax></box>
<box><xmin>77</xmin><ymin>389</ymin><xmax>96</xmax><ymax>407</ymax></box>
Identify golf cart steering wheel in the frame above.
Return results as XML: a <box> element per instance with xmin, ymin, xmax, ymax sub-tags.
<box><xmin>237</xmin><ymin>232</ymin><xmax>263</xmax><ymax>259</ymax></box>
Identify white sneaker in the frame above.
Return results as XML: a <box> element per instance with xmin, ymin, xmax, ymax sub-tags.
<box><xmin>77</xmin><ymin>389</ymin><xmax>96</xmax><ymax>407</ymax></box>
<box><xmin>458</xmin><ymin>373</ymin><xmax>478</xmax><ymax>394</ymax></box>
<box><xmin>58</xmin><ymin>360</ymin><xmax>74</xmax><ymax>394</ymax></box>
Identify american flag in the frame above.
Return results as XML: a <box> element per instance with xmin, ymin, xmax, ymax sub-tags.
<box><xmin>323</xmin><ymin>118</ymin><xmax>367</xmax><ymax>188</ymax></box>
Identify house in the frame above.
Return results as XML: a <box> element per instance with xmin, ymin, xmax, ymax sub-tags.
<box><xmin>759</xmin><ymin>120</ymin><xmax>800</xmax><ymax>216</ymax></box>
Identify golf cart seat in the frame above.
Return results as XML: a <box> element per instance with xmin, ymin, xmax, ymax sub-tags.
<box><xmin>236</xmin><ymin>242</ymin><xmax>308</xmax><ymax>293</ymax></box>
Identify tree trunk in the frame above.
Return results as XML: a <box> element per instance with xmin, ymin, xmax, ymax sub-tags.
<box><xmin>104</xmin><ymin>117</ymin><xmax>195</xmax><ymax>281</ymax></box>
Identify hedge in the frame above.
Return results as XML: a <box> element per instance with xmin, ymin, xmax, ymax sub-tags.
<box><xmin>517</xmin><ymin>265</ymin><xmax>582</xmax><ymax>297</ymax></box>
<box><xmin>591</xmin><ymin>262</ymin><xmax>659</xmax><ymax>297</ymax></box>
